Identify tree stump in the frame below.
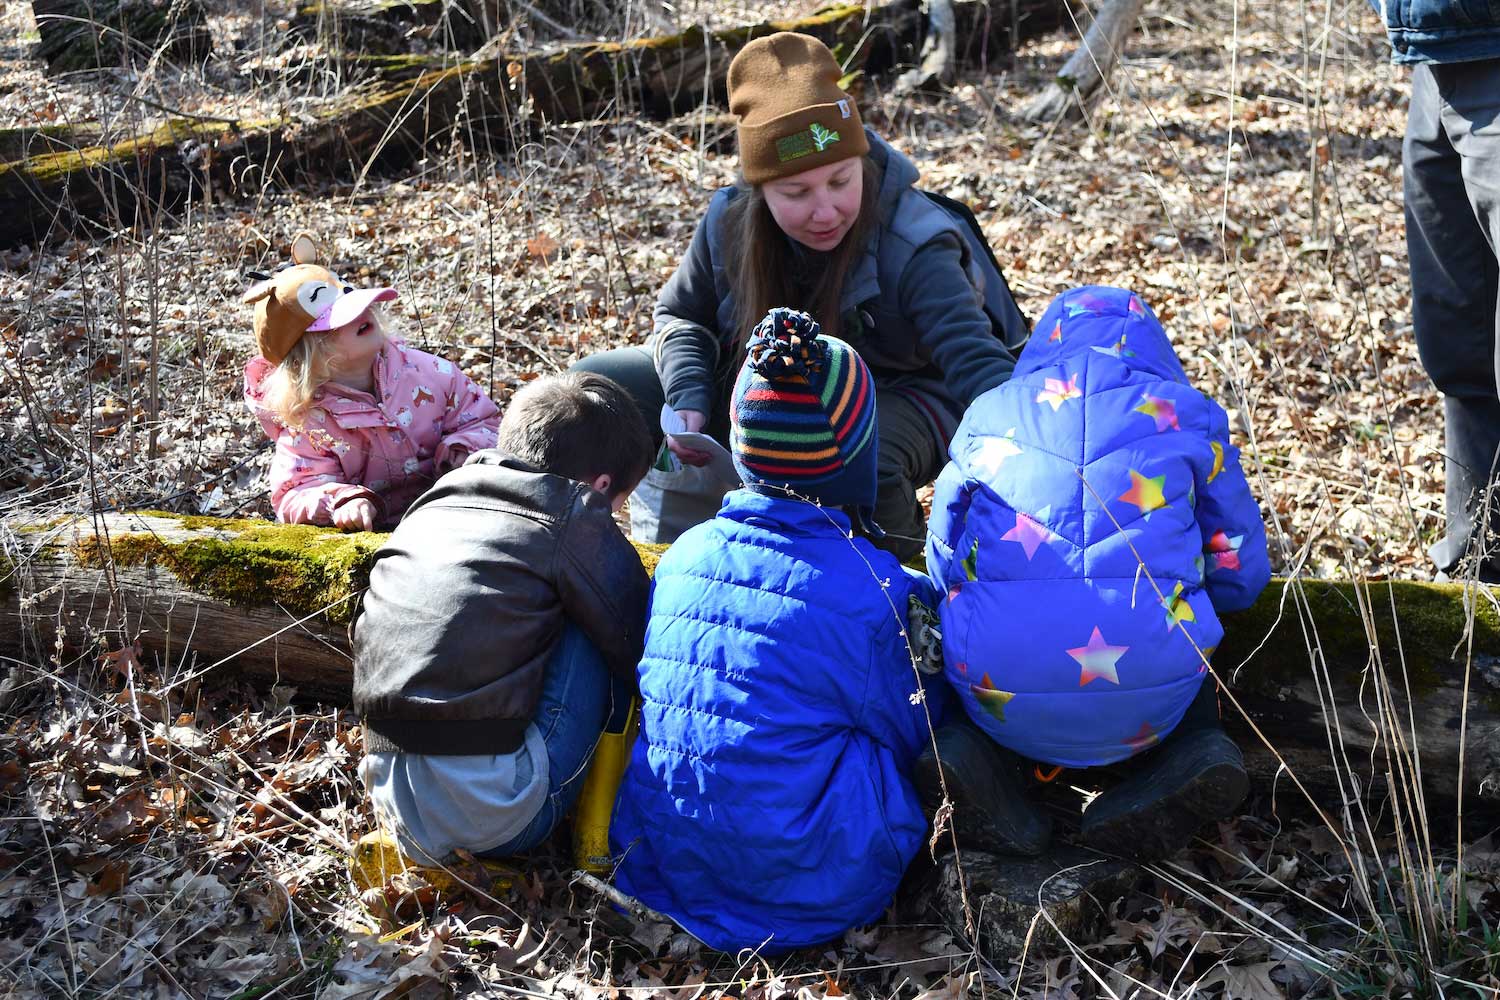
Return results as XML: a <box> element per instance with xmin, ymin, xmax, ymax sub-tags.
<box><xmin>1022</xmin><ymin>0</ymin><xmax>1145</xmax><ymax>122</ymax></box>
<box><xmin>31</xmin><ymin>0</ymin><xmax>214</xmax><ymax>74</ymax></box>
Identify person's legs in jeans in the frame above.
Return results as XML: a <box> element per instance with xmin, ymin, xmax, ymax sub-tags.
<box><xmin>483</xmin><ymin>624</ymin><xmax>627</xmax><ymax>855</ymax></box>
<box><xmin>1405</xmin><ymin>60</ymin><xmax>1500</xmax><ymax>576</ymax></box>
<box><xmin>873</xmin><ymin>390</ymin><xmax>948</xmax><ymax>563</ymax></box>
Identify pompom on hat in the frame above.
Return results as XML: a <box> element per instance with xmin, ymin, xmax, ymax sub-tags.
<box><xmin>727</xmin><ymin>32</ymin><xmax>870</xmax><ymax>184</ymax></box>
<box><xmin>241</xmin><ymin>232</ymin><xmax>398</xmax><ymax>364</ymax></box>
<box><xmin>731</xmin><ymin>307</ymin><xmax>881</xmax><ymax>534</ymax></box>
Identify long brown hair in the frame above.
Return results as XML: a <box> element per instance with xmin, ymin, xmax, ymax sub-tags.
<box><xmin>723</xmin><ymin>156</ymin><xmax>880</xmax><ymax>354</ymax></box>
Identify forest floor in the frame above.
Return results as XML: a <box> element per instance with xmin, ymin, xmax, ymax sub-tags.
<box><xmin>3</xmin><ymin>0</ymin><xmax>1495</xmax><ymax>997</ymax></box>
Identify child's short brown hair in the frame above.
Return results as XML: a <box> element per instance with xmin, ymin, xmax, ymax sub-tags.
<box><xmin>497</xmin><ymin>371</ymin><xmax>654</xmax><ymax>499</ymax></box>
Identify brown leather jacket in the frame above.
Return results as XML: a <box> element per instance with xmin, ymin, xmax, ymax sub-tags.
<box><xmin>353</xmin><ymin>451</ymin><xmax>649</xmax><ymax>755</ymax></box>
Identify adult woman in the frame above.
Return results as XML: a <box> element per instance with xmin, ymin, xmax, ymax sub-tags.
<box><xmin>578</xmin><ymin>31</ymin><xmax>1023</xmax><ymax>559</ymax></box>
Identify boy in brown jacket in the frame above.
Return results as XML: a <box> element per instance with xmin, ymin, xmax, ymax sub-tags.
<box><xmin>353</xmin><ymin>371</ymin><xmax>653</xmax><ymax>860</ymax></box>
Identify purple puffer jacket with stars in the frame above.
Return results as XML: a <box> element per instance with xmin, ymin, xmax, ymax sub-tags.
<box><xmin>925</xmin><ymin>286</ymin><xmax>1270</xmax><ymax>767</ymax></box>
<box><xmin>245</xmin><ymin>340</ymin><xmax>500</xmax><ymax>527</ymax></box>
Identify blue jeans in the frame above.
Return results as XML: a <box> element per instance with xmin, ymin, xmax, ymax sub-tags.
<box><xmin>481</xmin><ymin>625</ymin><xmax>630</xmax><ymax>856</ymax></box>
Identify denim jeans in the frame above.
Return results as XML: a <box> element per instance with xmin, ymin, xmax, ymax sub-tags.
<box><xmin>481</xmin><ymin>624</ymin><xmax>630</xmax><ymax>856</ymax></box>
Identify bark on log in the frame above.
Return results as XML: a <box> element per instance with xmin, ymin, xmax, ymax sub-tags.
<box><xmin>1021</xmin><ymin>0</ymin><xmax>1144</xmax><ymax>122</ymax></box>
<box><xmin>1</xmin><ymin>0</ymin><xmax>1066</xmax><ymax>248</ymax></box>
<box><xmin>4</xmin><ymin>512</ymin><xmax>1496</xmax><ymax>824</ymax></box>
<box><xmin>32</xmin><ymin>0</ymin><xmax>214</xmax><ymax>74</ymax></box>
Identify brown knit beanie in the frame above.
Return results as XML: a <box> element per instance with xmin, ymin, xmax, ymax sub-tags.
<box><xmin>728</xmin><ymin>32</ymin><xmax>869</xmax><ymax>185</ymax></box>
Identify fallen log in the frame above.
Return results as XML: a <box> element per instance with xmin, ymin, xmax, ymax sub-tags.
<box><xmin>4</xmin><ymin>511</ymin><xmax>1497</xmax><ymax>825</ymax></box>
<box><xmin>1</xmin><ymin>0</ymin><xmax>1065</xmax><ymax>248</ymax></box>
<box><xmin>289</xmin><ymin>0</ymin><xmax>489</xmax><ymax>55</ymax></box>
<box><xmin>31</xmin><ymin>0</ymin><xmax>214</xmax><ymax>74</ymax></box>
<box><xmin>1021</xmin><ymin>0</ymin><xmax>1144</xmax><ymax>122</ymax></box>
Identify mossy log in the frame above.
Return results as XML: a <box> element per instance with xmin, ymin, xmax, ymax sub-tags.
<box><xmin>0</xmin><ymin>0</ymin><xmax>1064</xmax><ymax>248</ymax></box>
<box><xmin>31</xmin><ymin>0</ymin><xmax>214</xmax><ymax>74</ymax></box>
<box><xmin>4</xmin><ymin>512</ymin><xmax>1495</xmax><ymax>823</ymax></box>
<box><xmin>1215</xmin><ymin>578</ymin><xmax>1500</xmax><ymax>823</ymax></box>
<box><xmin>0</xmin><ymin>512</ymin><xmax>667</xmax><ymax>700</ymax></box>
<box><xmin>0</xmin><ymin>124</ymin><xmax>106</xmax><ymax>163</ymax></box>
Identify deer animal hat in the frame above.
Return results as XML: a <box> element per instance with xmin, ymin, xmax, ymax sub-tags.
<box><xmin>242</xmin><ymin>233</ymin><xmax>398</xmax><ymax>364</ymax></box>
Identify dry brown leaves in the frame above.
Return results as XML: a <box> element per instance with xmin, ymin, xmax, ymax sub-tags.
<box><xmin>0</xmin><ymin>0</ymin><xmax>1479</xmax><ymax>995</ymax></box>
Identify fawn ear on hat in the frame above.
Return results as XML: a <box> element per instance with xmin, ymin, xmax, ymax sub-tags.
<box><xmin>290</xmin><ymin>232</ymin><xmax>319</xmax><ymax>265</ymax></box>
<box><xmin>241</xmin><ymin>277</ymin><xmax>276</xmax><ymax>305</ymax></box>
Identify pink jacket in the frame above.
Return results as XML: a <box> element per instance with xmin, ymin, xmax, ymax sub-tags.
<box><xmin>245</xmin><ymin>340</ymin><xmax>501</xmax><ymax>526</ymax></box>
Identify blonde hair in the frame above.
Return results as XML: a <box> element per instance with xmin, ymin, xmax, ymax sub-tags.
<box><xmin>258</xmin><ymin>307</ymin><xmax>392</xmax><ymax>429</ymax></box>
<box><xmin>259</xmin><ymin>331</ymin><xmax>341</xmax><ymax>430</ymax></box>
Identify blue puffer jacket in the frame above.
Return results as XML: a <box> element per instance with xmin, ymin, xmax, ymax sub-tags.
<box><xmin>1371</xmin><ymin>0</ymin><xmax>1500</xmax><ymax>63</ymax></box>
<box><xmin>925</xmin><ymin>287</ymin><xmax>1270</xmax><ymax>768</ymax></box>
<box><xmin>611</xmin><ymin>490</ymin><xmax>943</xmax><ymax>953</ymax></box>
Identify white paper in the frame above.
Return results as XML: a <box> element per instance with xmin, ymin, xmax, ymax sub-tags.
<box><xmin>659</xmin><ymin>404</ymin><xmax>740</xmax><ymax>487</ymax></box>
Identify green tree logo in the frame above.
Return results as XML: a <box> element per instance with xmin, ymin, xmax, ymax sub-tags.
<box><xmin>810</xmin><ymin>123</ymin><xmax>840</xmax><ymax>152</ymax></box>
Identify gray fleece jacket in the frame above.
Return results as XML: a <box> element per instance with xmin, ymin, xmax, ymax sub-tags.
<box><xmin>653</xmin><ymin>130</ymin><xmax>1016</xmax><ymax>446</ymax></box>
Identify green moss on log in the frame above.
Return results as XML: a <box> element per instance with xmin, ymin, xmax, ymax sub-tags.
<box><xmin>70</xmin><ymin>513</ymin><xmax>383</xmax><ymax>626</ymax></box>
<box><xmin>0</xmin><ymin>552</ymin><xmax>15</xmax><ymax>602</ymax></box>
<box><xmin>634</xmin><ymin>541</ymin><xmax>668</xmax><ymax>578</ymax></box>
<box><xmin>4</xmin><ymin>119</ymin><xmax>233</xmax><ymax>184</ymax></box>
<box><xmin>56</xmin><ymin>513</ymin><xmax>667</xmax><ymax>625</ymax></box>
<box><xmin>1219</xmin><ymin>579</ymin><xmax>1500</xmax><ymax>708</ymax></box>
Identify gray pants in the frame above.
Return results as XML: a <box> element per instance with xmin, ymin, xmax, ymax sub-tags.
<box><xmin>1404</xmin><ymin>59</ymin><xmax>1500</xmax><ymax>575</ymax></box>
<box><xmin>572</xmin><ymin>346</ymin><xmax>946</xmax><ymax>562</ymax></box>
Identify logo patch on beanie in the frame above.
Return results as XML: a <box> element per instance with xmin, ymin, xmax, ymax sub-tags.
<box><xmin>776</xmin><ymin>123</ymin><xmax>841</xmax><ymax>163</ymax></box>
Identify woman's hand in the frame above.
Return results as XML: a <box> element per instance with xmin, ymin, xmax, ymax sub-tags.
<box><xmin>333</xmin><ymin>498</ymin><xmax>377</xmax><ymax>532</ymax></box>
<box><xmin>667</xmin><ymin>409</ymin><xmax>713</xmax><ymax>467</ymax></box>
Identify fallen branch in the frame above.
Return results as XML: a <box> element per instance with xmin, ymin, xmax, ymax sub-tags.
<box><xmin>0</xmin><ymin>0</ymin><xmax>1066</xmax><ymax>248</ymax></box>
<box><xmin>1022</xmin><ymin>0</ymin><xmax>1144</xmax><ymax>122</ymax></box>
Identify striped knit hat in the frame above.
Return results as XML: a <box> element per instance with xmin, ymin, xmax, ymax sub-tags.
<box><xmin>731</xmin><ymin>308</ymin><xmax>880</xmax><ymax>527</ymax></box>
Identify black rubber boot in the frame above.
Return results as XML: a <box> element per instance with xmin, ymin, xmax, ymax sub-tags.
<box><xmin>913</xmin><ymin>718</ymin><xmax>1052</xmax><ymax>857</ymax></box>
<box><xmin>1081</xmin><ymin>725</ymin><xmax>1248</xmax><ymax>862</ymax></box>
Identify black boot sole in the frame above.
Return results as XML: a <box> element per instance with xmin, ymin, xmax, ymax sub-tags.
<box><xmin>914</xmin><ymin>734</ymin><xmax>1052</xmax><ymax>857</ymax></box>
<box><xmin>1081</xmin><ymin>752</ymin><xmax>1248</xmax><ymax>862</ymax></box>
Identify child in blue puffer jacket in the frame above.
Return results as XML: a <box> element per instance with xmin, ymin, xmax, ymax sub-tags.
<box><xmin>611</xmin><ymin>308</ymin><xmax>946</xmax><ymax>954</ymax></box>
<box><xmin>920</xmin><ymin>286</ymin><xmax>1270</xmax><ymax>862</ymax></box>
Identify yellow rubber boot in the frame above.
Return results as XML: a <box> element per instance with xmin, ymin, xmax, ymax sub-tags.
<box><xmin>350</xmin><ymin>829</ymin><xmax>519</xmax><ymax>894</ymax></box>
<box><xmin>573</xmin><ymin>698</ymin><xmax>639</xmax><ymax>873</ymax></box>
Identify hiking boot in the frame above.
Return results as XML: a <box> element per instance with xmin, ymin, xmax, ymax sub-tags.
<box><xmin>913</xmin><ymin>718</ymin><xmax>1052</xmax><ymax>856</ymax></box>
<box><xmin>1081</xmin><ymin>726</ymin><xmax>1248</xmax><ymax>862</ymax></box>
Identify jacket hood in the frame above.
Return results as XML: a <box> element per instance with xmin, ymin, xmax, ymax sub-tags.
<box><xmin>1015</xmin><ymin>286</ymin><xmax>1189</xmax><ymax>385</ymax></box>
<box><xmin>866</xmin><ymin>128</ymin><xmax>920</xmax><ymax>220</ymax></box>
<box><xmin>243</xmin><ymin>355</ymin><xmax>285</xmax><ymax>439</ymax></box>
